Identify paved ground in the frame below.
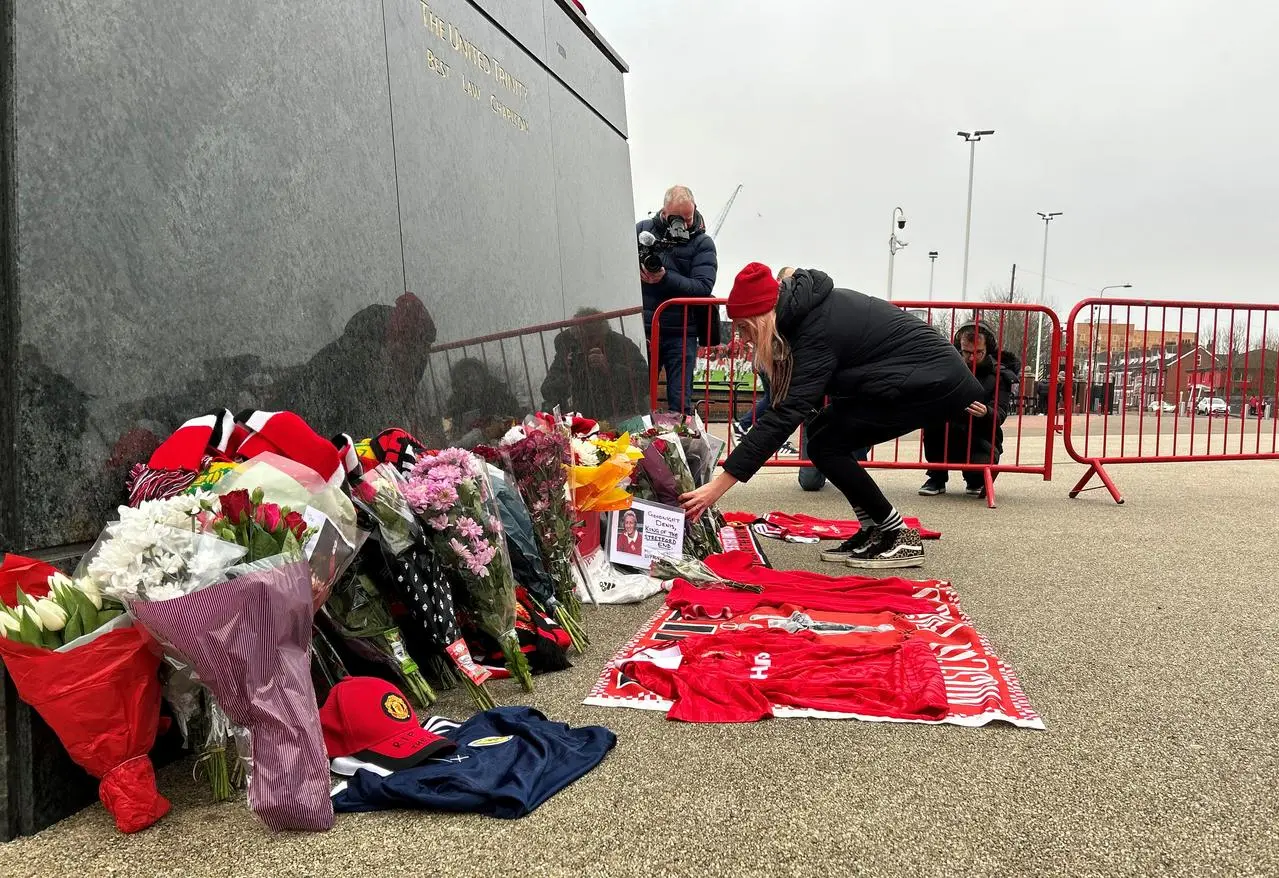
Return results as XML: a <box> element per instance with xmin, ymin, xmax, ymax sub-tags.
<box><xmin>4</xmin><ymin>453</ymin><xmax>1278</xmax><ymax>878</ymax></box>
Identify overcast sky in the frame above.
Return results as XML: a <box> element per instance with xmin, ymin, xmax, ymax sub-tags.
<box><xmin>588</xmin><ymin>0</ymin><xmax>1279</xmax><ymax>320</ymax></box>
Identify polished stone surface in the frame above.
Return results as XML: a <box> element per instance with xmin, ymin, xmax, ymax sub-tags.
<box><xmin>4</xmin><ymin>0</ymin><xmax>635</xmax><ymax>554</ymax></box>
<box><xmin>1</xmin><ymin>0</ymin><xmax>634</xmax><ymax>840</ymax></box>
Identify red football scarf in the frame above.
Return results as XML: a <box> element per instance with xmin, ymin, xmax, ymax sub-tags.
<box><xmin>146</xmin><ymin>410</ymin><xmax>239</xmax><ymax>471</ymax></box>
<box><xmin>727</xmin><ymin>511</ymin><xmax>942</xmax><ymax>542</ymax></box>
<box><xmin>622</xmin><ymin>628</ymin><xmax>948</xmax><ymax>723</ymax></box>
<box><xmin>236</xmin><ymin>410</ymin><xmax>344</xmax><ymax>487</ymax></box>
<box><xmin>677</xmin><ymin>551</ymin><xmax>938</xmax><ymax>617</ymax></box>
<box><xmin>666</xmin><ymin>575</ymin><xmax>933</xmax><ymax>619</ymax></box>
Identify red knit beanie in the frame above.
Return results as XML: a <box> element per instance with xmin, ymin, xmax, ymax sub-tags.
<box><xmin>727</xmin><ymin>262</ymin><xmax>780</xmax><ymax>319</ymax></box>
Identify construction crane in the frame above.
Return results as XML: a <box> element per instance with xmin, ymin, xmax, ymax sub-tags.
<box><xmin>711</xmin><ymin>183</ymin><xmax>743</xmax><ymax>238</ymax></box>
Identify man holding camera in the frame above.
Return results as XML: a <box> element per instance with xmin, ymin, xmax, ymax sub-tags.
<box><xmin>638</xmin><ymin>185</ymin><xmax>719</xmax><ymax>415</ymax></box>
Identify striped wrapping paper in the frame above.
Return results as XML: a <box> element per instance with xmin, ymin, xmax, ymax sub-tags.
<box><xmin>131</xmin><ymin>560</ymin><xmax>334</xmax><ymax>831</ymax></box>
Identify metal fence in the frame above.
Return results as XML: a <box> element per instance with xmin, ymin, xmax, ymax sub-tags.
<box><xmin>424</xmin><ymin>306</ymin><xmax>648</xmax><ymax>444</ymax></box>
<box><xmin>647</xmin><ymin>297</ymin><xmax>1064</xmax><ymax>508</ymax></box>
<box><xmin>1061</xmin><ymin>297</ymin><xmax>1279</xmax><ymax>503</ymax></box>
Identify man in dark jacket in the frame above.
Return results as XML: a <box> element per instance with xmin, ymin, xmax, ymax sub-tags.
<box><xmin>919</xmin><ymin>322</ymin><xmax>1020</xmax><ymax>498</ymax></box>
<box><xmin>680</xmin><ymin>264</ymin><xmax>986</xmax><ymax>570</ymax></box>
<box><xmin>638</xmin><ymin>185</ymin><xmax>719</xmax><ymax>414</ymax></box>
<box><xmin>540</xmin><ymin>308</ymin><xmax>649</xmax><ymax>423</ymax></box>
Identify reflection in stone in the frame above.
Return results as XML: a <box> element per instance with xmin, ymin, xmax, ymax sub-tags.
<box><xmin>268</xmin><ymin>293</ymin><xmax>440</xmax><ymax>443</ymax></box>
<box><xmin>540</xmin><ymin>307</ymin><xmax>648</xmax><ymax>424</ymax></box>
<box><xmin>445</xmin><ymin>357</ymin><xmax>524</xmax><ymax>446</ymax></box>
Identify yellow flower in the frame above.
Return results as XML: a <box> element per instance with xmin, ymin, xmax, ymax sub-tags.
<box><xmin>591</xmin><ymin>433</ymin><xmax>641</xmax><ymax>461</ymax></box>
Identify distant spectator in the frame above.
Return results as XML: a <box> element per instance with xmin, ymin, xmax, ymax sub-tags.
<box><xmin>919</xmin><ymin>322</ymin><xmax>1020</xmax><ymax>498</ymax></box>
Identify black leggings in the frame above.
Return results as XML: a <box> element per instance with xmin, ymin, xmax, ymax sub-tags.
<box><xmin>806</xmin><ymin>388</ymin><xmax>973</xmax><ymax>523</ymax></box>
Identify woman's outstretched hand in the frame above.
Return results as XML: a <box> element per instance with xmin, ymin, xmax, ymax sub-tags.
<box><xmin>966</xmin><ymin>401</ymin><xmax>989</xmax><ymax>417</ymax></box>
<box><xmin>680</xmin><ymin>472</ymin><xmax>738</xmax><ymax>521</ymax></box>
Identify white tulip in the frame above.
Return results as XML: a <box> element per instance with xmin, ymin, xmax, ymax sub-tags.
<box><xmin>47</xmin><ymin>571</ymin><xmax>74</xmax><ymax>592</ymax></box>
<box><xmin>0</xmin><ymin>611</ymin><xmax>20</xmax><ymax>636</ymax></box>
<box><xmin>19</xmin><ymin>604</ymin><xmax>44</xmax><ymax>631</ymax></box>
<box><xmin>76</xmin><ymin>577</ymin><xmax>104</xmax><ymax>610</ymax></box>
<box><xmin>33</xmin><ymin>598</ymin><xmax>67</xmax><ymax>632</ymax></box>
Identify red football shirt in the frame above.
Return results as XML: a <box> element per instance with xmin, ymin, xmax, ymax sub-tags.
<box><xmin>623</xmin><ymin>628</ymin><xmax>948</xmax><ymax>723</ymax></box>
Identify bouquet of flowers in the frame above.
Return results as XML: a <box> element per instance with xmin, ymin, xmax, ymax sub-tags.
<box><xmin>568</xmin><ymin>432</ymin><xmax>643</xmax><ymax>513</ymax></box>
<box><xmin>481</xmin><ymin>420</ymin><xmax>589</xmax><ymax>649</ymax></box>
<box><xmin>318</xmin><ymin>569</ymin><xmax>437</xmax><ymax>708</ymax></box>
<box><xmin>351</xmin><ymin>464</ymin><xmax>494</xmax><ymax>709</ymax></box>
<box><xmin>634</xmin><ymin>431</ymin><xmax>725</xmax><ymax>560</ymax></box>
<box><xmin>404</xmin><ymin>448</ymin><xmax>534</xmax><ymax>692</ymax></box>
<box><xmin>0</xmin><ymin>557</ymin><xmax>170</xmax><ymax>834</ymax></box>
<box><xmin>86</xmin><ymin>490</ymin><xmax>335</xmax><ymax>831</ymax></box>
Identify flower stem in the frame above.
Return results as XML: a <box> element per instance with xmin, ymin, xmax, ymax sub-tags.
<box><xmin>460</xmin><ymin>674</ymin><xmax>497</xmax><ymax>710</ymax></box>
<box><xmin>402</xmin><ymin>667</ymin><xmax>437</xmax><ymax>708</ymax></box>
<box><xmin>195</xmin><ymin>746</ymin><xmax>231</xmax><ymax>802</ymax></box>
<box><xmin>555</xmin><ymin>604</ymin><xmax>590</xmax><ymax>652</ymax></box>
<box><xmin>501</xmin><ymin>631</ymin><xmax>535</xmax><ymax>692</ymax></box>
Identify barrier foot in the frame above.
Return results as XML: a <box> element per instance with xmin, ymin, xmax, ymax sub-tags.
<box><xmin>1069</xmin><ymin>460</ymin><xmax>1125</xmax><ymax>505</ymax></box>
<box><xmin>983</xmin><ymin>467</ymin><xmax>997</xmax><ymax>509</ymax></box>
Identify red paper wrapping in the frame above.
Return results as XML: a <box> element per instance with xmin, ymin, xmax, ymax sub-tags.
<box><xmin>0</xmin><ymin>553</ymin><xmax>55</xmax><ymax>604</ymax></box>
<box><xmin>0</xmin><ymin>627</ymin><xmax>170</xmax><ymax>833</ymax></box>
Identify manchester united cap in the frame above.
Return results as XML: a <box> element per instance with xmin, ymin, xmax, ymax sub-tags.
<box><xmin>320</xmin><ymin>677</ymin><xmax>455</xmax><ymax>770</ymax></box>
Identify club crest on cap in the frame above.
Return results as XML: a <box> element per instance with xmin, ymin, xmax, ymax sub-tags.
<box><xmin>381</xmin><ymin>693</ymin><xmax>412</xmax><ymax>722</ymax></box>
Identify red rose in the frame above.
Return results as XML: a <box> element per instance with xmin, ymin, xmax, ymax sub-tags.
<box><xmin>570</xmin><ymin>416</ymin><xmax>598</xmax><ymax>437</ymax></box>
<box><xmin>254</xmin><ymin>502</ymin><xmax>283</xmax><ymax>532</ymax></box>
<box><xmin>284</xmin><ymin>510</ymin><xmax>308</xmax><ymax>542</ymax></box>
<box><xmin>219</xmin><ymin>489</ymin><xmax>254</xmax><ymax>526</ymax></box>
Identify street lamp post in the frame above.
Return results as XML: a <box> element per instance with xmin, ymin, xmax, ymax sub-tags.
<box><xmin>957</xmin><ymin>129</ymin><xmax>995</xmax><ymax>301</ymax></box>
<box><xmin>886</xmin><ymin>207</ymin><xmax>908</xmax><ymax>300</ymax></box>
<box><xmin>1034</xmin><ymin>211</ymin><xmax>1063</xmax><ymax>382</ymax></box>
<box><xmin>1090</xmin><ymin>283</ymin><xmax>1133</xmax><ymax>413</ymax></box>
<box><xmin>927</xmin><ymin>251</ymin><xmax>939</xmax><ymax>299</ymax></box>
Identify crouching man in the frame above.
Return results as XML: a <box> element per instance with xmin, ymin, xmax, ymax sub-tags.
<box><xmin>919</xmin><ymin>321</ymin><xmax>1019</xmax><ymax>498</ymax></box>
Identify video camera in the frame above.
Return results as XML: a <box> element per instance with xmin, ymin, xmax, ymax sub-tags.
<box><xmin>637</xmin><ymin>214</ymin><xmax>691</xmax><ymax>273</ymax></box>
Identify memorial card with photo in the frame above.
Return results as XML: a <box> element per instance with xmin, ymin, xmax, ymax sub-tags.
<box><xmin>608</xmin><ymin>499</ymin><xmax>686</xmax><ymax>571</ymax></box>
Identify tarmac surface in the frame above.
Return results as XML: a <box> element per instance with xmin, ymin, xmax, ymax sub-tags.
<box><xmin>3</xmin><ymin>446</ymin><xmax>1278</xmax><ymax>878</ymax></box>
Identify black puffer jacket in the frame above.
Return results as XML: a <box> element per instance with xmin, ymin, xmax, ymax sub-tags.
<box><xmin>638</xmin><ymin>210</ymin><xmax>721</xmax><ymax>346</ymax></box>
<box><xmin>723</xmin><ymin>269</ymin><xmax>984</xmax><ymax>482</ymax></box>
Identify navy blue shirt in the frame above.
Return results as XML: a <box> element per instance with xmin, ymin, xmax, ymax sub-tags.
<box><xmin>332</xmin><ymin>706</ymin><xmax>616</xmax><ymax>819</ymax></box>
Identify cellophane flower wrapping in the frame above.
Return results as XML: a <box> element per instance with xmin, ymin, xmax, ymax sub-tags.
<box><xmin>405</xmin><ymin>448</ymin><xmax>533</xmax><ymax>691</ymax></box>
<box><xmin>481</xmin><ymin>425</ymin><xmax>589</xmax><ymax>649</ymax></box>
<box><xmin>210</xmin><ymin>452</ymin><xmax>365</xmax><ymax>609</ymax></box>
<box><xmin>635</xmin><ymin>431</ymin><xmax>725</xmax><ymax>560</ymax></box>
<box><xmin>129</xmin><ymin>557</ymin><xmax>333</xmax><ymax>832</ymax></box>
<box><xmin>318</xmin><ymin>569</ymin><xmax>437</xmax><ymax>708</ymax></box>
<box><xmin>350</xmin><ymin>477</ymin><xmax>491</xmax><ymax>706</ymax></box>
<box><xmin>568</xmin><ymin>431</ymin><xmax>643</xmax><ymax>513</ymax></box>
<box><xmin>350</xmin><ymin>463</ymin><xmax>424</xmax><ymax>557</ymax></box>
<box><xmin>0</xmin><ymin>556</ymin><xmax>169</xmax><ymax>834</ymax></box>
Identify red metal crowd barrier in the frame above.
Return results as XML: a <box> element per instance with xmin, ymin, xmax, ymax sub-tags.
<box><xmin>648</xmin><ymin>297</ymin><xmax>1064</xmax><ymax>508</ymax></box>
<box><xmin>1062</xmin><ymin>298</ymin><xmax>1279</xmax><ymax>504</ymax></box>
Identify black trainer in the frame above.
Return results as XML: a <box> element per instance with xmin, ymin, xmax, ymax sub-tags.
<box><xmin>846</xmin><ymin>528</ymin><xmax>925</xmax><ymax>569</ymax></box>
<box><xmin>965</xmin><ymin>483</ymin><xmax>986</xmax><ymax>498</ymax></box>
<box><xmin>820</xmin><ymin>527</ymin><xmax>880</xmax><ymax>563</ymax></box>
<box><xmin>919</xmin><ymin>479</ymin><xmax>946</xmax><ymax>496</ymax></box>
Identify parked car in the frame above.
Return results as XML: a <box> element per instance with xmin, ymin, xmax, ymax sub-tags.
<box><xmin>1148</xmin><ymin>400</ymin><xmax>1176</xmax><ymax>413</ymax></box>
<box><xmin>1196</xmin><ymin>397</ymin><xmax>1229</xmax><ymax>416</ymax></box>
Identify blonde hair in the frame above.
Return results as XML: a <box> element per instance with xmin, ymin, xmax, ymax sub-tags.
<box><xmin>737</xmin><ymin>309</ymin><xmax>794</xmax><ymax>403</ymax></box>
